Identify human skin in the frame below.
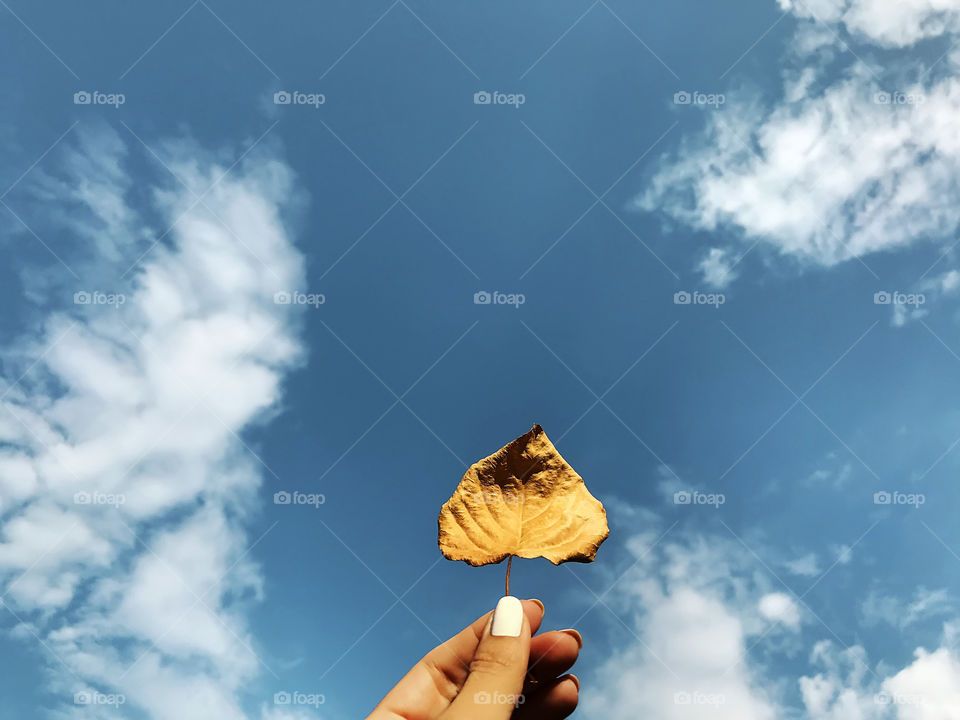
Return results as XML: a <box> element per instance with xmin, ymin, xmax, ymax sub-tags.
<box><xmin>367</xmin><ymin>598</ymin><xmax>582</xmax><ymax>719</ymax></box>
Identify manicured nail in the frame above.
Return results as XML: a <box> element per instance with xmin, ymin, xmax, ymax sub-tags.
<box><xmin>529</xmin><ymin>598</ymin><xmax>545</xmax><ymax>614</ymax></box>
<box><xmin>560</xmin><ymin>628</ymin><xmax>583</xmax><ymax>648</ymax></box>
<box><xmin>491</xmin><ymin>595</ymin><xmax>524</xmax><ymax>637</ymax></box>
<box><xmin>563</xmin><ymin>673</ymin><xmax>580</xmax><ymax>691</ymax></box>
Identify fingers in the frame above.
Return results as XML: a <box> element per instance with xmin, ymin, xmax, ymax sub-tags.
<box><xmin>368</xmin><ymin>599</ymin><xmax>543</xmax><ymax>719</ymax></box>
<box><xmin>526</xmin><ymin>630</ymin><xmax>581</xmax><ymax>685</ymax></box>
<box><xmin>423</xmin><ymin>599</ymin><xmax>543</xmax><ymax>692</ymax></box>
<box><xmin>514</xmin><ymin>675</ymin><xmax>579</xmax><ymax>720</ymax></box>
<box><xmin>367</xmin><ymin>598</ymin><xmax>583</xmax><ymax>720</ymax></box>
<box><xmin>441</xmin><ymin>596</ymin><xmax>532</xmax><ymax>720</ymax></box>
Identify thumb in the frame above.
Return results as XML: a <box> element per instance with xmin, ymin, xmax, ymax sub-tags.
<box><xmin>443</xmin><ymin>596</ymin><xmax>531</xmax><ymax>720</ymax></box>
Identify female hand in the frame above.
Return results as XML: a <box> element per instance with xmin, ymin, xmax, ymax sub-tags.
<box><xmin>367</xmin><ymin>596</ymin><xmax>582</xmax><ymax>719</ymax></box>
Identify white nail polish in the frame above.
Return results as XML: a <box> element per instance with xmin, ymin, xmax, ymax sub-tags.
<box><xmin>491</xmin><ymin>595</ymin><xmax>523</xmax><ymax>637</ymax></box>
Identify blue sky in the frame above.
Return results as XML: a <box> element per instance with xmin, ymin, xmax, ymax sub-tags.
<box><xmin>4</xmin><ymin>1</ymin><xmax>960</xmax><ymax>718</ymax></box>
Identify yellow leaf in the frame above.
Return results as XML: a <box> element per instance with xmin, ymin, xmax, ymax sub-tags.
<box><xmin>438</xmin><ymin>425</ymin><xmax>609</xmax><ymax>566</ymax></box>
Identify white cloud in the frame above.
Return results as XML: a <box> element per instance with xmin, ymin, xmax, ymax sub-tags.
<box><xmin>883</xmin><ymin>646</ymin><xmax>960</xmax><ymax>718</ymax></box>
<box><xmin>697</xmin><ymin>247</ymin><xmax>739</xmax><ymax>288</ymax></box>
<box><xmin>881</xmin><ymin>267</ymin><xmax>958</xmax><ymax>327</ymax></box>
<box><xmin>807</xmin><ymin>461</ymin><xmax>854</xmax><ymax>489</ymax></box>
<box><xmin>581</xmin><ymin>530</ymin><xmax>788</xmax><ymax>719</ymax></box>
<box><xmin>759</xmin><ymin>592</ymin><xmax>802</xmax><ymax>629</ymax></box>
<box><xmin>581</xmin><ymin>515</ymin><xmax>960</xmax><ymax>719</ymax></box>
<box><xmin>799</xmin><ymin>626</ymin><xmax>960</xmax><ymax>719</ymax></box>
<box><xmin>922</xmin><ymin>268</ymin><xmax>960</xmax><ymax>295</ymax></box>
<box><xmin>862</xmin><ymin>588</ymin><xmax>953</xmax><ymax>628</ymax></box>
<box><xmin>0</xmin><ymin>125</ymin><xmax>306</xmax><ymax>719</ymax></box>
<box><xmin>777</xmin><ymin>0</ymin><xmax>960</xmax><ymax>48</ymax></box>
<box><xmin>892</xmin><ymin>302</ymin><xmax>930</xmax><ymax>327</ymax></box>
<box><xmin>654</xmin><ymin>463</ymin><xmax>686</xmax><ymax>503</ymax></box>
<box><xmin>638</xmin><ymin>70</ymin><xmax>960</xmax><ymax>269</ymax></box>
<box><xmin>785</xmin><ymin>552</ymin><xmax>822</xmax><ymax>577</ymax></box>
<box><xmin>798</xmin><ymin>641</ymin><xmax>882</xmax><ymax>720</ymax></box>
<box><xmin>583</xmin><ymin>595</ymin><xmax>780</xmax><ymax>719</ymax></box>
<box><xmin>637</xmin><ymin>0</ymin><xmax>960</xmax><ymax>280</ymax></box>
<box><xmin>830</xmin><ymin>543</ymin><xmax>854</xmax><ymax>565</ymax></box>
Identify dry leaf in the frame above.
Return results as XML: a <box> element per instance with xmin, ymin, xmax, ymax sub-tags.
<box><xmin>438</xmin><ymin>424</ymin><xmax>609</xmax><ymax>566</ymax></box>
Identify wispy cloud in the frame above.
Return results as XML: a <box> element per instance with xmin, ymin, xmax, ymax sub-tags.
<box><xmin>697</xmin><ymin>247</ymin><xmax>739</xmax><ymax>289</ymax></box>
<box><xmin>0</xmin><ymin>125</ymin><xmax>307</xmax><ymax>719</ymax></box>
<box><xmin>583</xmin><ymin>519</ymin><xmax>960</xmax><ymax>719</ymax></box>
<box><xmin>778</xmin><ymin>0</ymin><xmax>960</xmax><ymax>48</ymax></box>
<box><xmin>800</xmin><ymin>627</ymin><xmax>960</xmax><ymax>719</ymax></box>
<box><xmin>637</xmin><ymin>2</ymin><xmax>960</xmax><ymax>280</ymax></box>
<box><xmin>861</xmin><ymin>587</ymin><xmax>953</xmax><ymax>629</ymax></box>
<box><xmin>581</xmin><ymin>524</ymin><xmax>788</xmax><ymax>719</ymax></box>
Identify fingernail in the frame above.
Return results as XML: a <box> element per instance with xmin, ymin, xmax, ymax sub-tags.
<box><xmin>563</xmin><ymin>673</ymin><xmax>580</xmax><ymax>691</ymax></box>
<box><xmin>560</xmin><ymin>628</ymin><xmax>583</xmax><ymax>648</ymax></box>
<box><xmin>558</xmin><ymin>628</ymin><xmax>583</xmax><ymax>649</ymax></box>
<box><xmin>491</xmin><ymin>595</ymin><xmax>524</xmax><ymax>637</ymax></box>
<box><xmin>529</xmin><ymin>598</ymin><xmax>544</xmax><ymax>614</ymax></box>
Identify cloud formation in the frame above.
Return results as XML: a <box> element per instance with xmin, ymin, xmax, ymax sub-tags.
<box><xmin>638</xmin><ymin>0</ymin><xmax>960</xmax><ymax>282</ymax></box>
<box><xmin>0</xmin><ymin>125</ymin><xmax>306</xmax><ymax>719</ymax></box>
<box><xmin>777</xmin><ymin>0</ymin><xmax>960</xmax><ymax>47</ymax></box>
<box><xmin>581</xmin><ymin>528</ymin><xmax>785</xmax><ymax>719</ymax></box>
<box><xmin>582</xmin><ymin>521</ymin><xmax>960</xmax><ymax>719</ymax></box>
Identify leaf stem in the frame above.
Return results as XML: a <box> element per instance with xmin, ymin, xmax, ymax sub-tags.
<box><xmin>505</xmin><ymin>554</ymin><xmax>512</xmax><ymax>596</ymax></box>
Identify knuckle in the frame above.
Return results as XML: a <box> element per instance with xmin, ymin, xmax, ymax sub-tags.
<box><xmin>469</xmin><ymin>647</ymin><xmax>520</xmax><ymax>677</ymax></box>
